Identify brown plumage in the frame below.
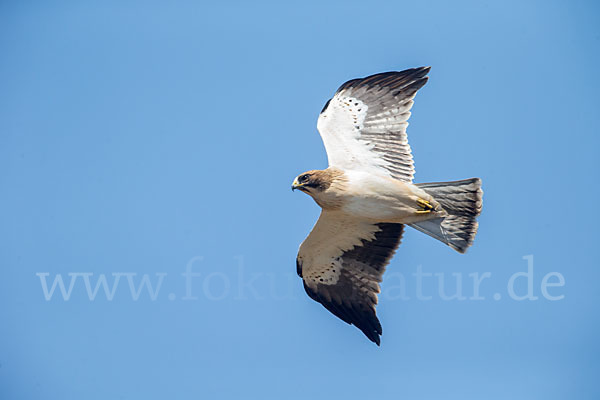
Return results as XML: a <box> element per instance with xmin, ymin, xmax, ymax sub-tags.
<box><xmin>291</xmin><ymin>168</ymin><xmax>347</xmax><ymax>210</ymax></box>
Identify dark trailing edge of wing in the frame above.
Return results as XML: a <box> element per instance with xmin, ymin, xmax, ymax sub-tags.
<box><xmin>343</xmin><ymin>223</ymin><xmax>404</xmax><ymax>272</ymax></box>
<box><xmin>299</xmin><ymin>223</ymin><xmax>404</xmax><ymax>346</ymax></box>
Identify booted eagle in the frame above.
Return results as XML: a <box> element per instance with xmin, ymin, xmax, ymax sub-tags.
<box><xmin>292</xmin><ymin>67</ymin><xmax>483</xmax><ymax>345</ymax></box>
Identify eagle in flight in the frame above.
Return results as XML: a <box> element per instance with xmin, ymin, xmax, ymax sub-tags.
<box><xmin>292</xmin><ymin>67</ymin><xmax>483</xmax><ymax>345</ymax></box>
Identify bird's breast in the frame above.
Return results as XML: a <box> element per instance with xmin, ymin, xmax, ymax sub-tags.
<box><xmin>337</xmin><ymin>171</ymin><xmax>431</xmax><ymax>222</ymax></box>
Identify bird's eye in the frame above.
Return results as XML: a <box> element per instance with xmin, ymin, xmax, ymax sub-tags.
<box><xmin>300</xmin><ymin>174</ymin><xmax>309</xmax><ymax>182</ymax></box>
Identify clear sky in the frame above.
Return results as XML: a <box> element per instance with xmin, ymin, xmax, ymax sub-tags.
<box><xmin>1</xmin><ymin>1</ymin><xmax>599</xmax><ymax>399</ymax></box>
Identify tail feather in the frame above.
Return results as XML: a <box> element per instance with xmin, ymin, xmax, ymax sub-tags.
<box><xmin>410</xmin><ymin>178</ymin><xmax>483</xmax><ymax>253</ymax></box>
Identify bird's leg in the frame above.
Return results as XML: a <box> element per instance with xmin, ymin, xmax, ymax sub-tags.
<box><xmin>416</xmin><ymin>198</ymin><xmax>434</xmax><ymax>214</ymax></box>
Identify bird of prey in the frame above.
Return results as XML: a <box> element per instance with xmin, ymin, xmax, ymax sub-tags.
<box><xmin>292</xmin><ymin>67</ymin><xmax>483</xmax><ymax>345</ymax></box>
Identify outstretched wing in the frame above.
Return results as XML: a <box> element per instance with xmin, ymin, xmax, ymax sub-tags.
<box><xmin>297</xmin><ymin>211</ymin><xmax>404</xmax><ymax>345</ymax></box>
<box><xmin>317</xmin><ymin>67</ymin><xmax>430</xmax><ymax>182</ymax></box>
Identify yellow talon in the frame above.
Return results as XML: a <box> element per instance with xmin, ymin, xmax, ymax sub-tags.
<box><xmin>416</xmin><ymin>198</ymin><xmax>434</xmax><ymax>211</ymax></box>
<box><xmin>416</xmin><ymin>210</ymin><xmax>431</xmax><ymax>214</ymax></box>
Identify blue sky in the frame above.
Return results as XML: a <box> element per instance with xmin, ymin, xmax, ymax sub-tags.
<box><xmin>1</xmin><ymin>1</ymin><xmax>599</xmax><ymax>399</ymax></box>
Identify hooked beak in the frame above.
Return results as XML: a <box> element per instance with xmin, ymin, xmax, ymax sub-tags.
<box><xmin>291</xmin><ymin>177</ymin><xmax>303</xmax><ymax>192</ymax></box>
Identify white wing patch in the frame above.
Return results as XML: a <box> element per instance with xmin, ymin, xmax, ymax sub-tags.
<box><xmin>318</xmin><ymin>93</ymin><xmax>394</xmax><ymax>178</ymax></box>
<box><xmin>316</xmin><ymin>68</ymin><xmax>430</xmax><ymax>182</ymax></box>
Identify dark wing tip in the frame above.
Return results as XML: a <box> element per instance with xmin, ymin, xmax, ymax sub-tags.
<box><xmin>358</xmin><ymin>310</ymin><xmax>382</xmax><ymax>346</ymax></box>
<box><xmin>303</xmin><ymin>280</ymin><xmax>383</xmax><ymax>346</ymax></box>
<box><xmin>409</xmin><ymin>65</ymin><xmax>431</xmax><ymax>78</ymax></box>
<box><xmin>336</xmin><ymin>66</ymin><xmax>432</xmax><ymax>94</ymax></box>
<box><xmin>321</xmin><ymin>66</ymin><xmax>432</xmax><ymax>115</ymax></box>
<box><xmin>373</xmin><ymin>333</ymin><xmax>381</xmax><ymax>346</ymax></box>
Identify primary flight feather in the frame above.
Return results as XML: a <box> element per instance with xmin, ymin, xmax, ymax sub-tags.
<box><xmin>292</xmin><ymin>67</ymin><xmax>483</xmax><ymax>345</ymax></box>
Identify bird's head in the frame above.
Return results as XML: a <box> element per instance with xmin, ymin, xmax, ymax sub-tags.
<box><xmin>291</xmin><ymin>170</ymin><xmax>326</xmax><ymax>195</ymax></box>
<box><xmin>291</xmin><ymin>168</ymin><xmax>347</xmax><ymax>209</ymax></box>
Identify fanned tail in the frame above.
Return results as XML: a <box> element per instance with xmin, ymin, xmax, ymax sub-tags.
<box><xmin>410</xmin><ymin>178</ymin><xmax>483</xmax><ymax>253</ymax></box>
